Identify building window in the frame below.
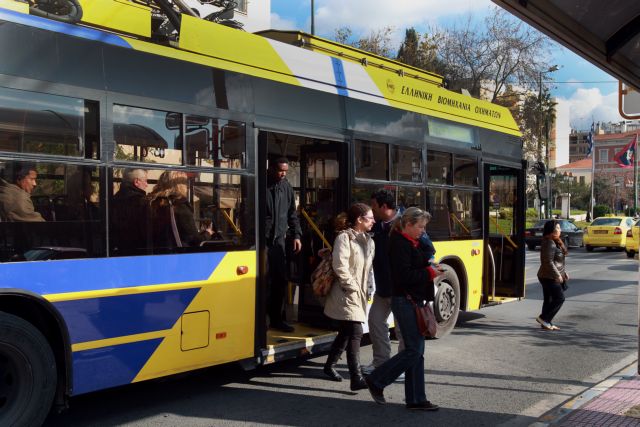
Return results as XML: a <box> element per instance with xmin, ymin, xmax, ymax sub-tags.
<box><xmin>579</xmin><ymin>176</ymin><xmax>585</xmax><ymax>185</ymax></box>
<box><xmin>599</xmin><ymin>149</ymin><xmax>608</xmax><ymax>163</ymax></box>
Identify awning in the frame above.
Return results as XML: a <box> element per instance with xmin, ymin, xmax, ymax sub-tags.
<box><xmin>492</xmin><ymin>1</ymin><xmax>640</xmax><ymax>90</ymax></box>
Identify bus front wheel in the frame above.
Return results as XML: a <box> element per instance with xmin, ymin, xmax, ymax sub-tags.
<box><xmin>0</xmin><ymin>312</ymin><xmax>57</xmax><ymax>427</ymax></box>
<box><xmin>433</xmin><ymin>265</ymin><xmax>460</xmax><ymax>338</ymax></box>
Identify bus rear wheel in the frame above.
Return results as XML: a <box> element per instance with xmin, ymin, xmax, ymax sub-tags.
<box><xmin>0</xmin><ymin>312</ymin><xmax>57</xmax><ymax>427</ymax></box>
<box><xmin>433</xmin><ymin>265</ymin><xmax>460</xmax><ymax>338</ymax></box>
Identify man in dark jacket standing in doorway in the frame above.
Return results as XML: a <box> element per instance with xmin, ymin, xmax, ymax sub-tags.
<box><xmin>265</xmin><ymin>157</ymin><xmax>302</xmax><ymax>332</ymax></box>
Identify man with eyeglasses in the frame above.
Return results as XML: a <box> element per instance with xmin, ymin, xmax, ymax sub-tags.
<box><xmin>364</xmin><ymin>189</ymin><xmax>404</xmax><ymax>377</ymax></box>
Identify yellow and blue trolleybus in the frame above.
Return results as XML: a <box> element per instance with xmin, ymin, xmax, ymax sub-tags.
<box><xmin>0</xmin><ymin>1</ymin><xmax>526</xmax><ymax>424</ymax></box>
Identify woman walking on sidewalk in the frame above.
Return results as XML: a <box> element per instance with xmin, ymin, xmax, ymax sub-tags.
<box><xmin>536</xmin><ymin>219</ymin><xmax>568</xmax><ymax>331</ymax></box>
<box><xmin>364</xmin><ymin>207</ymin><xmax>441</xmax><ymax>411</ymax></box>
<box><xmin>322</xmin><ymin>203</ymin><xmax>375</xmax><ymax>391</ymax></box>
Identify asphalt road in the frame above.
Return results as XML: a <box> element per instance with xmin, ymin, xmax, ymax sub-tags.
<box><xmin>45</xmin><ymin>248</ymin><xmax>638</xmax><ymax>426</ymax></box>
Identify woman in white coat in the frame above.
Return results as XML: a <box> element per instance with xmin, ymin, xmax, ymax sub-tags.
<box><xmin>323</xmin><ymin>203</ymin><xmax>375</xmax><ymax>391</ymax></box>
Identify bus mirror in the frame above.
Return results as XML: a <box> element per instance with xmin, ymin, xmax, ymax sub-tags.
<box><xmin>165</xmin><ymin>112</ymin><xmax>181</xmax><ymax>130</ymax></box>
<box><xmin>221</xmin><ymin>123</ymin><xmax>245</xmax><ymax>158</ymax></box>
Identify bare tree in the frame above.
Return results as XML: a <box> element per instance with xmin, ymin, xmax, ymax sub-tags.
<box><xmin>436</xmin><ymin>7</ymin><xmax>551</xmax><ymax>101</ymax></box>
<box><xmin>333</xmin><ymin>26</ymin><xmax>395</xmax><ymax>58</ymax></box>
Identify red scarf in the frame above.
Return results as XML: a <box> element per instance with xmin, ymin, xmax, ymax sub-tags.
<box><xmin>399</xmin><ymin>231</ymin><xmax>419</xmax><ymax>248</ymax></box>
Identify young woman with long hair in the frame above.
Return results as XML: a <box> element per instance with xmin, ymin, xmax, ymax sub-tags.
<box><xmin>322</xmin><ymin>202</ymin><xmax>375</xmax><ymax>391</ymax></box>
<box><xmin>536</xmin><ymin>219</ymin><xmax>568</xmax><ymax>330</ymax></box>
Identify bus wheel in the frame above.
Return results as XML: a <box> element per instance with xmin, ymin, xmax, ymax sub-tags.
<box><xmin>0</xmin><ymin>312</ymin><xmax>56</xmax><ymax>427</ymax></box>
<box><xmin>626</xmin><ymin>250</ymin><xmax>635</xmax><ymax>258</ymax></box>
<box><xmin>433</xmin><ymin>266</ymin><xmax>460</xmax><ymax>338</ymax></box>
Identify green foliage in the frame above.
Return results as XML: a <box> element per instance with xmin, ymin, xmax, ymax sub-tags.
<box><xmin>498</xmin><ymin>208</ymin><xmax>512</xmax><ymax>220</ymax></box>
<box><xmin>526</xmin><ymin>207</ymin><xmax>539</xmax><ymax>220</ymax></box>
<box><xmin>593</xmin><ymin>204</ymin><xmax>610</xmax><ymax>219</ymax></box>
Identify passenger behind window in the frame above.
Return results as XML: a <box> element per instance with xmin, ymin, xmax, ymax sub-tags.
<box><xmin>0</xmin><ymin>163</ymin><xmax>45</xmax><ymax>222</ymax></box>
<box><xmin>111</xmin><ymin>168</ymin><xmax>150</xmax><ymax>256</ymax></box>
<box><xmin>148</xmin><ymin>170</ymin><xmax>213</xmax><ymax>250</ymax></box>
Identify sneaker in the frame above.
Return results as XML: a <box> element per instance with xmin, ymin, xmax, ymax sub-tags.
<box><xmin>270</xmin><ymin>322</ymin><xmax>294</xmax><ymax>333</ymax></box>
<box><xmin>361</xmin><ymin>364</ymin><xmax>375</xmax><ymax>375</ymax></box>
<box><xmin>550</xmin><ymin>324</ymin><xmax>560</xmax><ymax>330</ymax></box>
<box><xmin>406</xmin><ymin>401</ymin><xmax>439</xmax><ymax>411</ymax></box>
<box><xmin>364</xmin><ymin>376</ymin><xmax>386</xmax><ymax>404</ymax></box>
<box><xmin>535</xmin><ymin>316</ymin><xmax>553</xmax><ymax>330</ymax></box>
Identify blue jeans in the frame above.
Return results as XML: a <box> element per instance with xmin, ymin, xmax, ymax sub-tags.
<box><xmin>368</xmin><ymin>296</ymin><xmax>427</xmax><ymax>405</ymax></box>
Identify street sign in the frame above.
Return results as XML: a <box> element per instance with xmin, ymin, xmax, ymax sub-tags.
<box><xmin>619</xmin><ymin>82</ymin><xmax>640</xmax><ymax>119</ymax></box>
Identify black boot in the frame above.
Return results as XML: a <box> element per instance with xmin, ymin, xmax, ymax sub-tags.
<box><xmin>347</xmin><ymin>352</ymin><xmax>367</xmax><ymax>391</ymax></box>
<box><xmin>323</xmin><ymin>345</ymin><xmax>343</xmax><ymax>382</ymax></box>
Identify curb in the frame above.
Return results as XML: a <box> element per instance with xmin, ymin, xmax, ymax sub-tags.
<box><xmin>530</xmin><ymin>361</ymin><xmax>638</xmax><ymax>426</ymax></box>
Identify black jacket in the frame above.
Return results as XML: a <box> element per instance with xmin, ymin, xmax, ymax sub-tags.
<box><xmin>151</xmin><ymin>197</ymin><xmax>209</xmax><ymax>249</ymax></box>
<box><xmin>265</xmin><ymin>178</ymin><xmax>301</xmax><ymax>244</ymax></box>
<box><xmin>111</xmin><ymin>182</ymin><xmax>149</xmax><ymax>255</ymax></box>
<box><xmin>389</xmin><ymin>230</ymin><xmax>435</xmax><ymax>303</ymax></box>
<box><xmin>371</xmin><ymin>220</ymin><xmax>393</xmax><ymax>297</ymax></box>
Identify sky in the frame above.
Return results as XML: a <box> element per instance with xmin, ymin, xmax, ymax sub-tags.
<box><xmin>270</xmin><ymin>0</ymin><xmax>623</xmax><ymax>131</ymax></box>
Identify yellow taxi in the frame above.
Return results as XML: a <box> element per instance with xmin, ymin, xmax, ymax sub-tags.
<box><xmin>584</xmin><ymin>216</ymin><xmax>635</xmax><ymax>252</ymax></box>
<box><xmin>624</xmin><ymin>219</ymin><xmax>640</xmax><ymax>258</ymax></box>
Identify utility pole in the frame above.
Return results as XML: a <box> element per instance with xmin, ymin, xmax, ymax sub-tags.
<box><xmin>310</xmin><ymin>0</ymin><xmax>315</xmax><ymax>35</ymax></box>
<box><xmin>538</xmin><ymin>65</ymin><xmax>558</xmax><ymax>218</ymax></box>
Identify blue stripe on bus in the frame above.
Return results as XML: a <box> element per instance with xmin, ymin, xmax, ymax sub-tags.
<box><xmin>331</xmin><ymin>57</ymin><xmax>348</xmax><ymax>97</ymax></box>
<box><xmin>72</xmin><ymin>338</ymin><xmax>163</xmax><ymax>395</ymax></box>
<box><xmin>0</xmin><ymin>7</ymin><xmax>132</xmax><ymax>49</ymax></box>
<box><xmin>0</xmin><ymin>252</ymin><xmax>225</xmax><ymax>295</ymax></box>
<box><xmin>54</xmin><ymin>288</ymin><xmax>200</xmax><ymax>344</ymax></box>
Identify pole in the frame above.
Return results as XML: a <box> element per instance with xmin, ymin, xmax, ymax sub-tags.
<box><xmin>538</xmin><ymin>71</ymin><xmax>544</xmax><ymax>219</ymax></box>
<box><xmin>634</xmin><ymin>133</ymin><xmax>638</xmax><ymax>214</ymax></box>
<box><xmin>310</xmin><ymin>0</ymin><xmax>315</xmax><ymax>35</ymax></box>
<box><xmin>590</xmin><ymin>137</ymin><xmax>595</xmax><ymax>221</ymax></box>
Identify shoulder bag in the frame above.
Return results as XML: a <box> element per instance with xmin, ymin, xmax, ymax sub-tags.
<box><xmin>407</xmin><ymin>295</ymin><xmax>437</xmax><ymax>338</ymax></box>
<box><xmin>311</xmin><ymin>248</ymin><xmax>335</xmax><ymax>297</ymax></box>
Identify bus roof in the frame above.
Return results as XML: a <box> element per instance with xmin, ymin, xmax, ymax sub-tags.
<box><xmin>0</xmin><ymin>3</ymin><xmax>521</xmax><ymax>136</ymax></box>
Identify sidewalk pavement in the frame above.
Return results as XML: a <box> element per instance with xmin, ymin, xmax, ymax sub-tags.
<box><xmin>532</xmin><ymin>362</ymin><xmax>640</xmax><ymax>426</ymax></box>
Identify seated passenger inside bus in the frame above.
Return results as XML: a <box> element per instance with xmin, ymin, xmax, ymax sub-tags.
<box><xmin>0</xmin><ymin>163</ymin><xmax>45</xmax><ymax>222</ymax></box>
<box><xmin>148</xmin><ymin>170</ymin><xmax>213</xmax><ymax>250</ymax></box>
<box><xmin>111</xmin><ymin>168</ymin><xmax>150</xmax><ymax>256</ymax></box>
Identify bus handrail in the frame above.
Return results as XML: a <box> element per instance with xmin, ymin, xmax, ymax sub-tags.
<box><xmin>220</xmin><ymin>209</ymin><xmax>242</xmax><ymax>236</ymax></box>
<box><xmin>489</xmin><ymin>216</ymin><xmax>518</xmax><ymax>249</ymax></box>
<box><xmin>300</xmin><ymin>209</ymin><xmax>332</xmax><ymax>251</ymax></box>
<box><xmin>449</xmin><ymin>213</ymin><xmax>470</xmax><ymax>235</ymax></box>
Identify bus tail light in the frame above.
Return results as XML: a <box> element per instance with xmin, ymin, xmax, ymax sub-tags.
<box><xmin>627</xmin><ymin>229</ymin><xmax>633</xmax><ymax>237</ymax></box>
<box><xmin>237</xmin><ymin>266</ymin><xmax>249</xmax><ymax>275</ymax></box>
<box><xmin>524</xmin><ymin>231</ymin><xmax>531</xmax><ymax>237</ymax></box>
<box><xmin>614</xmin><ymin>227</ymin><xmax>622</xmax><ymax>235</ymax></box>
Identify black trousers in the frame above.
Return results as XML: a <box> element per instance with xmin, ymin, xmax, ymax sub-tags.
<box><xmin>329</xmin><ymin>320</ymin><xmax>364</xmax><ymax>370</ymax></box>
<box><xmin>267</xmin><ymin>238</ymin><xmax>288</xmax><ymax>325</ymax></box>
<box><xmin>538</xmin><ymin>277</ymin><xmax>565</xmax><ymax>323</ymax></box>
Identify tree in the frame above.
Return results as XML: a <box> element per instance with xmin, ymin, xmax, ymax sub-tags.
<box><xmin>333</xmin><ymin>26</ymin><xmax>395</xmax><ymax>58</ymax></box>
<box><xmin>435</xmin><ymin>8</ymin><xmax>551</xmax><ymax>101</ymax></box>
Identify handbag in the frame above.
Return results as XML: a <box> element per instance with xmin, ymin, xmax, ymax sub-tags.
<box><xmin>311</xmin><ymin>248</ymin><xmax>336</xmax><ymax>297</ymax></box>
<box><xmin>407</xmin><ymin>295</ymin><xmax>437</xmax><ymax>338</ymax></box>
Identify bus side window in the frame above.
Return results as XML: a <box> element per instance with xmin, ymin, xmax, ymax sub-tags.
<box><xmin>0</xmin><ymin>161</ymin><xmax>105</xmax><ymax>262</ymax></box>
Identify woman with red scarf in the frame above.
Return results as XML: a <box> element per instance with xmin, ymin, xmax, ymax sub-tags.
<box><xmin>364</xmin><ymin>207</ymin><xmax>441</xmax><ymax>411</ymax></box>
<box><xmin>536</xmin><ymin>220</ymin><xmax>568</xmax><ymax>330</ymax></box>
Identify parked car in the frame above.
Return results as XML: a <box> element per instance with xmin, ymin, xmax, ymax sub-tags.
<box><xmin>524</xmin><ymin>219</ymin><xmax>583</xmax><ymax>250</ymax></box>
<box><xmin>583</xmin><ymin>216</ymin><xmax>635</xmax><ymax>252</ymax></box>
<box><xmin>624</xmin><ymin>219</ymin><xmax>640</xmax><ymax>258</ymax></box>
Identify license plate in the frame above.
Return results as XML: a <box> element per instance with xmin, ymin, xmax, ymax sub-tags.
<box><xmin>593</xmin><ymin>230</ymin><xmax>607</xmax><ymax>234</ymax></box>
<box><xmin>534</xmin><ymin>232</ymin><xmax>542</xmax><ymax>236</ymax></box>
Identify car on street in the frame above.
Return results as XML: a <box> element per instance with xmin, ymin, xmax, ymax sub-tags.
<box><xmin>583</xmin><ymin>216</ymin><xmax>635</xmax><ymax>252</ymax></box>
<box><xmin>524</xmin><ymin>219</ymin><xmax>584</xmax><ymax>250</ymax></box>
<box><xmin>624</xmin><ymin>219</ymin><xmax>640</xmax><ymax>258</ymax></box>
